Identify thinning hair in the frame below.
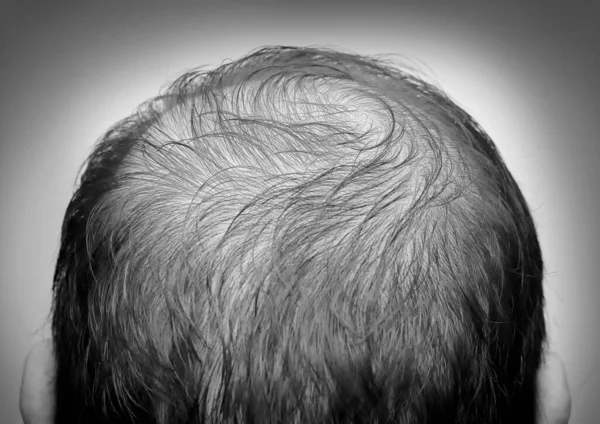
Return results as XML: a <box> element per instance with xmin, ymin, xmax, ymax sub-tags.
<box><xmin>52</xmin><ymin>46</ymin><xmax>546</xmax><ymax>424</ymax></box>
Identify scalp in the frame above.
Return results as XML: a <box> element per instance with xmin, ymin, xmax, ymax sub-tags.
<box><xmin>52</xmin><ymin>46</ymin><xmax>545</xmax><ymax>424</ymax></box>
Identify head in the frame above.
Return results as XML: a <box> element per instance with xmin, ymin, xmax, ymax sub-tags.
<box><xmin>52</xmin><ymin>46</ymin><xmax>546</xmax><ymax>423</ymax></box>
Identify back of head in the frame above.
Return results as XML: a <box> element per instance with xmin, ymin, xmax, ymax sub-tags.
<box><xmin>52</xmin><ymin>46</ymin><xmax>546</xmax><ymax>423</ymax></box>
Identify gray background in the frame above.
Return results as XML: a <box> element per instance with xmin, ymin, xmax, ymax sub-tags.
<box><xmin>1</xmin><ymin>1</ymin><xmax>598</xmax><ymax>422</ymax></box>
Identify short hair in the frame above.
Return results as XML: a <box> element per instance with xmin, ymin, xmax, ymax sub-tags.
<box><xmin>52</xmin><ymin>46</ymin><xmax>546</xmax><ymax>423</ymax></box>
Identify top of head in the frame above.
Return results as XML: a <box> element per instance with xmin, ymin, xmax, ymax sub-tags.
<box><xmin>95</xmin><ymin>45</ymin><xmax>487</xmax><ymax>291</ymax></box>
<box><xmin>56</xmin><ymin>46</ymin><xmax>545</xmax><ymax>423</ymax></box>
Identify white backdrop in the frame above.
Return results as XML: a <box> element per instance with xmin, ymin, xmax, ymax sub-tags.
<box><xmin>1</xmin><ymin>1</ymin><xmax>598</xmax><ymax>422</ymax></box>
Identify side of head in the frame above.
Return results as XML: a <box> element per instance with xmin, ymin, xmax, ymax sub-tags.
<box><xmin>52</xmin><ymin>46</ymin><xmax>545</xmax><ymax>423</ymax></box>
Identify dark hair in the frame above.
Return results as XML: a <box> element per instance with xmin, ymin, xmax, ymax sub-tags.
<box><xmin>52</xmin><ymin>46</ymin><xmax>546</xmax><ymax>423</ymax></box>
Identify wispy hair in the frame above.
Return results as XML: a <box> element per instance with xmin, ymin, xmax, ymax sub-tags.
<box><xmin>52</xmin><ymin>46</ymin><xmax>545</xmax><ymax>424</ymax></box>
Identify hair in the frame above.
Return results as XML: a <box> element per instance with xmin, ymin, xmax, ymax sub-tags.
<box><xmin>52</xmin><ymin>45</ymin><xmax>546</xmax><ymax>424</ymax></box>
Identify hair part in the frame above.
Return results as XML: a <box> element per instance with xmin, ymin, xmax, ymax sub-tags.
<box><xmin>52</xmin><ymin>46</ymin><xmax>546</xmax><ymax>423</ymax></box>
